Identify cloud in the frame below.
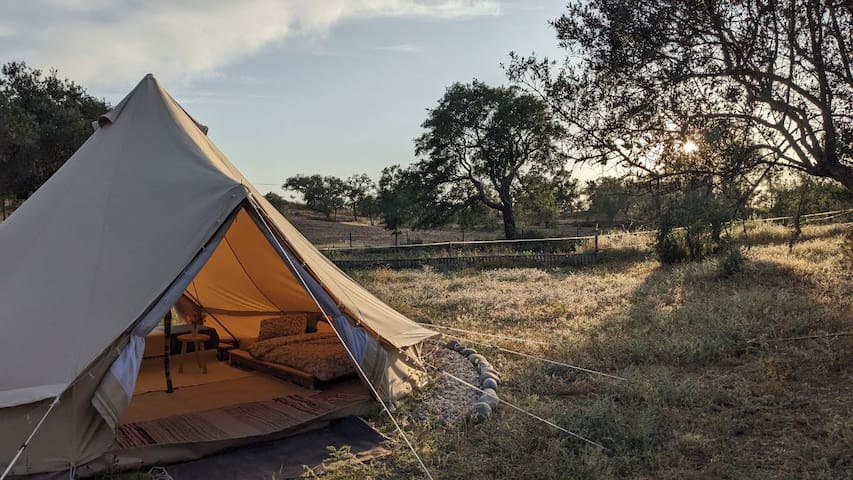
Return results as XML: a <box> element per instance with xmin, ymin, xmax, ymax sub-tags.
<box><xmin>370</xmin><ymin>43</ymin><xmax>424</xmax><ymax>53</ymax></box>
<box><xmin>3</xmin><ymin>0</ymin><xmax>499</xmax><ymax>91</ymax></box>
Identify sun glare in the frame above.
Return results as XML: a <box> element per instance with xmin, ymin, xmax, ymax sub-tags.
<box><xmin>683</xmin><ymin>140</ymin><xmax>698</xmax><ymax>154</ymax></box>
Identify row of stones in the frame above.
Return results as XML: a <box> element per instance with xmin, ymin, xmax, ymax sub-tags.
<box><xmin>443</xmin><ymin>340</ymin><xmax>500</xmax><ymax>423</ymax></box>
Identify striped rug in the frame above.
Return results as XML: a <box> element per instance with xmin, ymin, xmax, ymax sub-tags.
<box><xmin>115</xmin><ymin>394</ymin><xmax>340</xmax><ymax>450</ymax></box>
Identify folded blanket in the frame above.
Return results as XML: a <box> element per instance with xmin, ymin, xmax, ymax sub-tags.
<box><xmin>247</xmin><ymin>332</ymin><xmax>356</xmax><ymax>381</ymax></box>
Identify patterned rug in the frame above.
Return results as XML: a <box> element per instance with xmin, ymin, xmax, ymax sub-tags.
<box><xmin>115</xmin><ymin>394</ymin><xmax>344</xmax><ymax>450</ymax></box>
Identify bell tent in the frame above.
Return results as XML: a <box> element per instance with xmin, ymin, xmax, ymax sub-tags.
<box><xmin>0</xmin><ymin>74</ymin><xmax>436</xmax><ymax>476</ymax></box>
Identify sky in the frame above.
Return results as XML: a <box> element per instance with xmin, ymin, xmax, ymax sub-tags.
<box><xmin>1</xmin><ymin>0</ymin><xmax>601</xmax><ymax>194</ymax></box>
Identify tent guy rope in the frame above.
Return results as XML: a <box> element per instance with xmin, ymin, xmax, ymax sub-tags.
<box><xmin>436</xmin><ymin>331</ymin><xmax>629</xmax><ymax>382</ymax></box>
<box><xmin>423</xmin><ymin>361</ymin><xmax>608</xmax><ymax>450</ymax></box>
<box><xmin>416</xmin><ymin>322</ymin><xmax>556</xmax><ymax>346</ymax></box>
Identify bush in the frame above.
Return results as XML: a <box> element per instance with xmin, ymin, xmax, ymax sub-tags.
<box><xmin>653</xmin><ymin>184</ymin><xmax>733</xmax><ymax>265</ymax></box>
<box><xmin>717</xmin><ymin>243</ymin><xmax>747</xmax><ymax>278</ymax></box>
<box><xmin>655</xmin><ymin>227</ymin><xmax>689</xmax><ymax>264</ymax></box>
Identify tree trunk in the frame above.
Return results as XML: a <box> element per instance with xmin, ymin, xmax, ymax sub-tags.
<box><xmin>502</xmin><ymin>205</ymin><xmax>517</xmax><ymax>239</ymax></box>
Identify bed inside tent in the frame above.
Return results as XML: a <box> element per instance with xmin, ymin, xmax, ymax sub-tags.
<box><xmin>103</xmin><ymin>204</ymin><xmax>375</xmax><ymax>471</ymax></box>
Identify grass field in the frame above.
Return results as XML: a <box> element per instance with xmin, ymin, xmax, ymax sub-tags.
<box><xmin>314</xmin><ymin>224</ymin><xmax>852</xmax><ymax>479</ymax></box>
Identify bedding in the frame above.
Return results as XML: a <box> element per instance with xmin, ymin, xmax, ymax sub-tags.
<box><xmin>257</xmin><ymin>315</ymin><xmax>308</xmax><ymax>341</ymax></box>
<box><xmin>247</xmin><ymin>331</ymin><xmax>356</xmax><ymax>381</ymax></box>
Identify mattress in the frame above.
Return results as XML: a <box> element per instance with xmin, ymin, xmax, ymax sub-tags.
<box><xmin>247</xmin><ymin>332</ymin><xmax>356</xmax><ymax>381</ymax></box>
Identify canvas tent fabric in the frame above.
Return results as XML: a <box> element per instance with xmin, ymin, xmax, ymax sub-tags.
<box><xmin>0</xmin><ymin>74</ymin><xmax>436</xmax><ymax>476</ymax></box>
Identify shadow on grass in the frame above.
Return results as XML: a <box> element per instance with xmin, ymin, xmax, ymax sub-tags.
<box><xmin>523</xmin><ymin>253</ymin><xmax>852</xmax><ymax>478</ymax></box>
<box><xmin>575</xmin><ymin>258</ymin><xmax>839</xmax><ymax>369</ymax></box>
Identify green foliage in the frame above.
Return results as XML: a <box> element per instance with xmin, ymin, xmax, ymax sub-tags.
<box><xmin>377</xmin><ymin>165</ymin><xmax>421</xmax><ymax>237</ymax></box>
<box><xmin>717</xmin><ymin>242</ymin><xmax>747</xmax><ymax>278</ymax></box>
<box><xmin>414</xmin><ymin>80</ymin><xmax>567</xmax><ymax>239</ymax></box>
<box><xmin>654</xmin><ymin>227</ymin><xmax>689</xmax><ymax>265</ymax></box>
<box><xmin>359</xmin><ymin>194</ymin><xmax>381</xmax><ymax>225</ymax></box>
<box><xmin>344</xmin><ymin>173</ymin><xmax>376</xmax><ymax>220</ymax></box>
<box><xmin>0</xmin><ymin>62</ymin><xmax>110</xmax><ymax>199</ymax></box>
<box><xmin>507</xmin><ymin>0</ymin><xmax>853</xmax><ymax>191</ymax></box>
<box><xmin>584</xmin><ymin>176</ymin><xmax>633</xmax><ymax>225</ymax></box>
<box><xmin>516</xmin><ymin>168</ymin><xmax>579</xmax><ymax>227</ymax></box>
<box><xmin>455</xmin><ymin>202</ymin><xmax>495</xmax><ymax>238</ymax></box>
<box><xmin>762</xmin><ymin>174</ymin><xmax>853</xmax><ymax>217</ymax></box>
<box><xmin>654</xmin><ymin>185</ymin><xmax>733</xmax><ymax>264</ymax></box>
<box><xmin>263</xmin><ymin>192</ymin><xmax>290</xmax><ymax>217</ymax></box>
<box><xmin>283</xmin><ymin>174</ymin><xmax>347</xmax><ymax>220</ymax></box>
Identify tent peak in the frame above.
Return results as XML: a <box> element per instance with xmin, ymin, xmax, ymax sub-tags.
<box><xmin>95</xmin><ymin>74</ymin><xmax>209</xmax><ymax>135</ymax></box>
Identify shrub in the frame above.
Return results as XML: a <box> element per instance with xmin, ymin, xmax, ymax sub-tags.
<box><xmin>653</xmin><ymin>184</ymin><xmax>733</xmax><ymax>265</ymax></box>
<box><xmin>655</xmin><ymin>227</ymin><xmax>689</xmax><ymax>264</ymax></box>
<box><xmin>718</xmin><ymin>243</ymin><xmax>747</xmax><ymax>278</ymax></box>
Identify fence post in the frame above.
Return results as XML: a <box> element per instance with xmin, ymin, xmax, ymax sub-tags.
<box><xmin>349</xmin><ymin>232</ymin><xmax>352</xmax><ymax>248</ymax></box>
<box><xmin>594</xmin><ymin>224</ymin><xmax>599</xmax><ymax>262</ymax></box>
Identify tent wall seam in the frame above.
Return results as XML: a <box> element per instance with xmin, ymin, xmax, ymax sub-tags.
<box><xmin>221</xmin><ymin>232</ymin><xmax>282</xmax><ymax>312</ymax></box>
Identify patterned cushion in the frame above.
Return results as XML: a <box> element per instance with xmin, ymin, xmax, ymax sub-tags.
<box><xmin>257</xmin><ymin>314</ymin><xmax>308</xmax><ymax>341</ymax></box>
<box><xmin>247</xmin><ymin>332</ymin><xmax>334</xmax><ymax>357</ymax></box>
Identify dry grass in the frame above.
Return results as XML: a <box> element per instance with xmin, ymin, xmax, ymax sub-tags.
<box><xmin>287</xmin><ymin>207</ymin><xmax>504</xmax><ymax>248</ymax></box>
<box><xmin>286</xmin><ymin>205</ymin><xmax>600</xmax><ymax>248</ymax></box>
<box><xmin>325</xmin><ymin>225</ymin><xmax>853</xmax><ymax>479</ymax></box>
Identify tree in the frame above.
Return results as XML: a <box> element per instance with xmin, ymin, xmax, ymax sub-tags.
<box><xmin>325</xmin><ymin>176</ymin><xmax>348</xmax><ymax>221</ymax></box>
<box><xmin>763</xmin><ymin>173</ymin><xmax>853</xmax><ymax>216</ymax></box>
<box><xmin>454</xmin><ymin>202</ymin><xmax>494</xmax><ymax>240</ymax></box>
<box><xmin>508</xmin><ymin>0</ymin><xmax>853</xmax><ymax>192</ymax></box>
<box><xmin>585</xmin><ymin>177</ymin><xmax>632</xmax><ymax>226</ymax></box>
<box><xmin>360</xmin><ymin>194</ymin><xmax>381</xmax><ymax>225</ymax></box>
<box><xmin>0</xmin><ymin>62</ymin><xmax>110</xmax><ymax>201</ymax></box>
<box><xmin>344</xmin><ymin>173</ymin><xmax>376</xmax><ymax>220</ymax></box>
<box><xmin>414</xmin><ymin>80</ymin><xmax>567</xmax><ymax>239</ymax></box>
<box><xmin>378</xmin><ymin>165</ymin><xmax>420</xmax><ymax>244</ymax></box>
<box><xmin>263</xmin><ymin>192</ymin><xmax>290</xmax><ymax>216</ymax></box>
<box><xmin>283</xmin><ymin>174</ymin><xmax>347</xmax><ymax>220</ymax></box>
<box><xmin>517</xmin><ymin>167</ymin><xmax>580</xmax><ymax>227</ymax></box>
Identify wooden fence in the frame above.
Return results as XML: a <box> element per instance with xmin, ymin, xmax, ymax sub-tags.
<box><xmin>327</xmin><ymin>208</ymin><xmax>853</xmax><ymax>270</ymax></box>
<box><xmin>334</xmin><ymin>252</ymin><xmax>599</xmax><ymax>270</ymax></box>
